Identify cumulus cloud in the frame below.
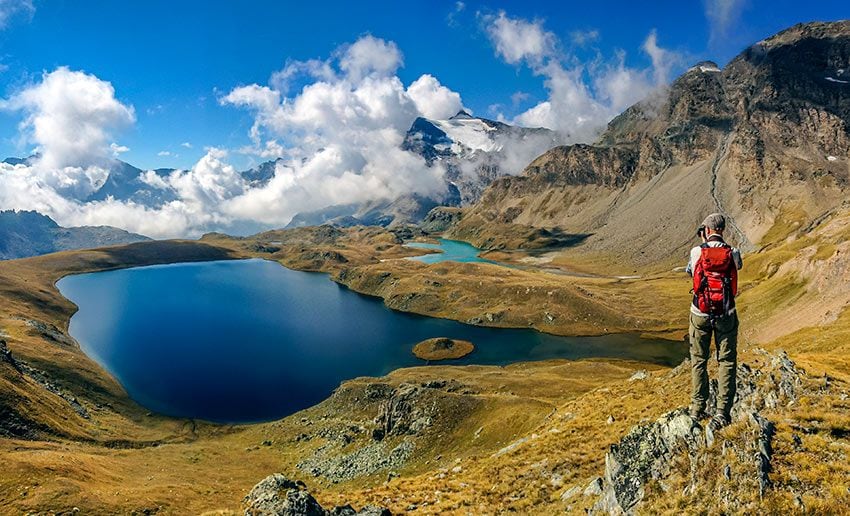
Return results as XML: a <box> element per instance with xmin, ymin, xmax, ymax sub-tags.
<box><xmin>219</xmin><ymin>35</ymin><xmax>461</xmax><ymax>225</ymax></box>
<box><xmin>0</xmin><ymin>67</ymin><xmax>135</xmax><ymax>200</ymax></box>
<box><xmin>1</xmin><ymin>67</ymin><xmax>136</xmax><ymax>170</ymax></box>
<box><xmin>338</xmin><ymin>35</ymin><xmax>403</xmax><ymax>82</ymax></box>
<box><xmin>407</xmin><ymin>74</ymin><xmax>463</xmax><ymax>119</ymax></box>
<box><xmin>485</xmin><ymin>11</ymin><xmax>682</xmax><ymax>142</ymax></box>
<box><xmin>704</xmin><ymin>0</ymin><xmax>746</xmax><ymax>46</ymax></box>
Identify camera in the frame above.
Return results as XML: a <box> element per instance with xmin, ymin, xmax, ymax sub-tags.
<box><xmin>697</xmin><ymin>225</ymin><xmax>706</xmax><ymax>239</ymax></box>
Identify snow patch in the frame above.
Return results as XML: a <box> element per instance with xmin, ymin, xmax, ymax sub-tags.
<box><xmin>827</xmin><ymin>156</ymin><xmax>838</xmax><ymax>161</ymax></box>
<box><xmin>698</xmin><ymin>64</ymin><xmax>720</xmax><ymax>73</ymax></box>
<box><xmin>826</xmin><ymin>77</ymin><xmax>849</xmax><ymax>84</ymax></box>
<box><xmin>432</xmin><ymin>118</ymin><xmax>502</xmax><ymax>153</ymax></box>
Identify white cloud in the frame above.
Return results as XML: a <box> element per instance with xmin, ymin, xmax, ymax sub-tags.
<box><xmin>180</xmin><ymin>142</ymin><xmax>192</xmax><ymax>148</ymax></box>
<box><xmin>1</xmin><ymin>67</ymin><xmax>135</xmax><ymax>171</ymax></box>
<box><xmin>0</xmin><ymin>67</ymin><xmax>135</xmax><ymax>200</ymax></box>
<box><xmin>139</xmin><ymin>170</ymin><xmax>169</xmax><ymax>189</ymax></box>
<box><xmin>110</xmin><ymin>142</ymin><xmax>130</xmax><ymax>156</ymax></box>
<box><xmin>269</xmin><ymin>58</ymin><xmax>336</xmax><ymax>94</ymax></box>
<box><xmin>0</xmin><ymin>0</ymin><xmax>34</xmax><ymax>29</ymax></box>
<box><xmin>407</xmin><ymin>74</ymin><xmax>464</xmax><ymax>119</ymax></box>
<box><xmin>338</xmin><ymin>35</ymin><xmax>403</xmax><ymax>82</ymax></box>
<box><xmin>704</xmin><ymin>0</ymin><xmax>746</xmax><ymax>45</ymax></box>
<box><xmin>483</xmin><ymin>10</ymin><xmax>556</xmax><ymax>65</ymax></box>
<box><xmin>486</xmin><ymin>12</ymin><xmax>681</xmax><ymax>142</ymax></box>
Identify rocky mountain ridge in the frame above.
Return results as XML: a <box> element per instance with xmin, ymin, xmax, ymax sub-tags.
<box><xmin>0</xmin><ymin>210</ymin><xmax>150</xmax><ymax>260</ymax></box>
<box><xmin>450</xmin><ymin>20</ymin><xmax>850</xmax><ymax>269</ymax></box>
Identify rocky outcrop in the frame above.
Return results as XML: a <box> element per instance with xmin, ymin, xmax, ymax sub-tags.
<box><xmin>0</xmin><ymin>338</ymin><xmax>89</xmax><ymax>421</ymax></box>
<box><xmin>243</xmin><ymin>474</ymin><xmax>390</xmax><ymax>515</ymax></box>
<box><xmin>593</xmin><ymin>409</ymin><xmax>703</xmax><ymax>514</ymax></box>
<box><xmin>419</xmin><ymin>206</ymin><xmax>463</xmax><ymax>233</ymax></box>
<box><xmin>297</xmin><ymin>440</ymin><xmax>414</xmax><ymax>483</ymax></box>
<box><xmin>0</xmin><ymin>339</ymin><xmax>23</xmax><ymax>374</ymax></box>
<box><xmin>21</xmin><ymin>318</ymin><xmax>76</xmax><ymax>347</ymax></box>
<box><xmin>591</xmin><ymin>350</ymin><xmax>802</xmax><ymax>514</ymax></box>
<box><xmin>372</xmin><ymin>384</ymin><xmax>433</xmax><ymax>441</ymax></box>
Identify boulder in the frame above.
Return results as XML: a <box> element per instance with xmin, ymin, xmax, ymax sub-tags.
<box><xmin>374</xmin><ymin>384</ymin><xmax>432</xmax><ymax>439</ymax></box>
<box><xmin>243</xmin><ymin>474</ymin><xmax>392</xmax><ymax>516</ymax></box>
<box><xmin>243</xmin><ymin>474</ymin><xmax>324</xmax><ymax>516</ymax></box>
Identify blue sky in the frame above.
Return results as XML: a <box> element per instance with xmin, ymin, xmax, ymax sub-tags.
<box><xmin>1</xmin><ymin>0</ymin><xmax>846</xmax><ymax>170</ymax></box>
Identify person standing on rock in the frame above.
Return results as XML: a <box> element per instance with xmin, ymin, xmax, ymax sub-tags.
<box><xmin>685</xmin><ymin>213</ymin><xmax>742</xmax><ymax>432</ymax></box>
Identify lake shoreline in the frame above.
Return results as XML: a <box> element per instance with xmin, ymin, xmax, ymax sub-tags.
<box><xmin>58</xmin><ymin>258</ymin><xmax>686</xmax><ymax>423</ymax></box>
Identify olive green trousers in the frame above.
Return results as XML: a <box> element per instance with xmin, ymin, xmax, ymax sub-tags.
<box><xmin>689</xmin><ymin>310</ymin><xmax>738</xmax><ymax>418</ymax></box>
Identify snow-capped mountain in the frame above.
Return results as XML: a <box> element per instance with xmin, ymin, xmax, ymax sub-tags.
<box><xmin>402</xmin><ymin>110</ymin><xmax>563</xmax><ymax>205</ymax></box>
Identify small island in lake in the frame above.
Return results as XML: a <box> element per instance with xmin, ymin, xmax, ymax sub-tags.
<box><xmin>412</xmin><ymin>337</ymin><xmax>474</xmax><ymax>361</ymax></box>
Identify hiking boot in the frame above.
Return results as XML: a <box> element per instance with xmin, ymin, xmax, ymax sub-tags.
<box><xmin>689</xmin><ymin>407</ymin><xmax>708</xmax><ymax>421</ymax></box>
<box><xmin>707</xmin><ymin>414</ymin><xmax>730</xmax><ymax>433</ymax></box>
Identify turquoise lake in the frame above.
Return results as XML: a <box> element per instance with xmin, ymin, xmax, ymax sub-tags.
<box><xmin>57</xmin><ymin>259</ymin><xmax>686</xmax><ymax>423</ymax></box>
<box><xmin>404</xmin><ymin>238</ymin><xmax>498</xmax><ymax>264</ymax></box>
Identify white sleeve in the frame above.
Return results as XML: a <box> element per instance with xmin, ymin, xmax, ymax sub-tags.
<box><xmin>686</xmin><ymin>247</ymin><xmax>700</xmax><ymax>276</ymax></box>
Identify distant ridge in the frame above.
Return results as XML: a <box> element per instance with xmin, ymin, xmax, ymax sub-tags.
<box><xmin>0</xmin><ymin>210</ymin><xmax>151</xmax><ymax>260</ymax></box>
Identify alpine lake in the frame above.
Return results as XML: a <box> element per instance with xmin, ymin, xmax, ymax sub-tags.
<box><xmin>57</xmin><ymin>240</ymin><xmax>686</xmax><ymax>423</ymax></box>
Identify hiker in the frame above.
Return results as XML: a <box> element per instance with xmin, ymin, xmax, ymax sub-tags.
<box><xmin>685</xmin><ymin>213</ymin><xmax>742</xmax><ymax>432</ymax></box>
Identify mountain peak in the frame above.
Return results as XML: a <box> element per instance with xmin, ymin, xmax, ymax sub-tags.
<box><xmin>450</xmin><ymin>110</ymin><xmax>474</xmax><ymax>120</ymax></box>
<box><xmin>687</xmin><ymin>61</ymin><xmax>721</xmax><ymax>73</ymax></box>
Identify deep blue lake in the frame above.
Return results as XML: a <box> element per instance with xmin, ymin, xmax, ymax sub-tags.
<box><xmin>57</xmin><ymin>259</ymin><xmax>686</xmax><ymax>423</ymax></box>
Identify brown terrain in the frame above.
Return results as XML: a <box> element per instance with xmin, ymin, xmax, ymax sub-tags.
<box><xmin>1</xmin><ymin>20</ymin><xmax>849</xmax><ymax>515</ymax></box>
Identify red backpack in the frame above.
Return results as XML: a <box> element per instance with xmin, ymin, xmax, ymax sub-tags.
<box><xmin>693</xmin><ymin>243</ymin><xmax>738</xmax><ymax>316</ymax></box>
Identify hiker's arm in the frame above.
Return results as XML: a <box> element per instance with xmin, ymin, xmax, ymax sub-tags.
<box><xmin>685</xmin><ymin>247</ymin><xmax>698</xmax><ymax>276</ymax></box>
<box><xmin>733</xmin><ymin>248</ymin><xmax>743</xmax><ymax>270</ymax></box>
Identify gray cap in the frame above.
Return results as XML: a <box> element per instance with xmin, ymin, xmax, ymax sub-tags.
<box><xmin>701</xmin><ymin>213</ymin><xmax>726</xmax><ymax>231</ymax></box>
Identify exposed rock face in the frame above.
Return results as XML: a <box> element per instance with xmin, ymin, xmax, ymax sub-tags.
<box><xmin>594</xmin><ymin>409</ymin><xmax>703</xmax><ymax>514</ymax></box>
<box><xmin>591</xmin><ymin>350</ymin><xmax>802</xmax><ymax>514</ymax></box>
<box><xmin>452</xmin><ymin>21</ymin><xmax>850</xmax><ymax>265</ymax></box>
<box><xmin>373</xmin><ymin>384</ymin><xmax>433</xmax><ymax>440</ymax></box>
<box><xmin>244</xmin><ymin>475</ymin><xmax>325</xmax><ymax>516</ymax></box>
<box><xmin>419</xmin><ymin>206</ymin><xmax>463</xmax><ymax>233</ymax></box>
<box><xmin>243</xmin><ymin>474</ymin><xmax>391</xmax><ymax>515</ymax></box>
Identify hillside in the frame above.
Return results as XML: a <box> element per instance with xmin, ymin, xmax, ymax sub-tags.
<box><xmin>0</xmin><ymin>210</ymin><xmax>150</xmax><ymax>260</ymax></box>
<box><xmin>450</xmin><ymin>21</ymin><xmax>850</xmax><ymax>271</ymax></box>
